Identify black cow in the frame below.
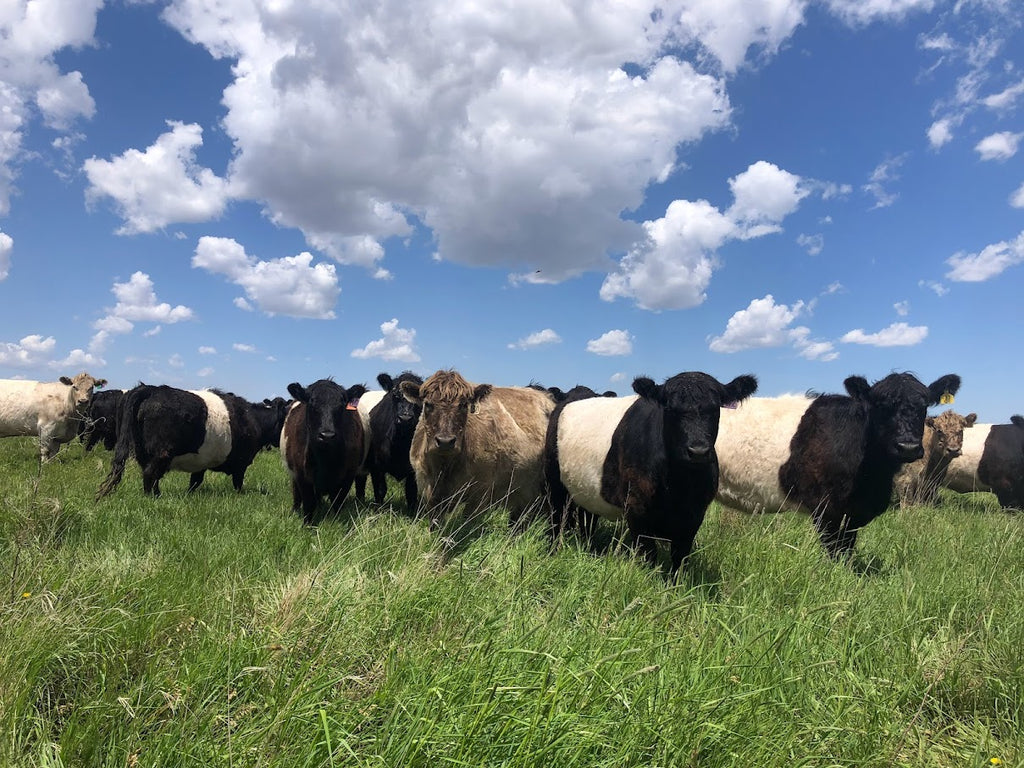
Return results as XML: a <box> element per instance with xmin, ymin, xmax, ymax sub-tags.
<box><xmin>528</xmin><ymin>383</ymin><xmax>617</xmax><ymax>403</ymax></box>
<box><xmin>95</xmin><ymin>385</ymin><xmax>286</xmax><ymax>499</ymax></box>
<box><xmin>779</xmin><ymin>373</ymin><xmax>961</xmax><ymax>557</ymax></box>
<box><xmin>945</xmin><ymin>415</ymin><xmax>1024</xmax><ymax>509</ymax></box>
<box><xmin>281</xmin><ymin>379</ymin><xmax>367</xmax><ymax>525</ymax></box>
<box><xmin>355</xmin><ymin>371</ymin><xmax>423</xmax><ymax>509</ymax></box>
<box><xmin>78</xmin><ymin>388</ymin><xmax>124</xmax><ymax>451</ymax></box>
<box><xmin>546</xmin><ymin>372</ymin><xmax>758</xmax><ymax>572</ymax></box>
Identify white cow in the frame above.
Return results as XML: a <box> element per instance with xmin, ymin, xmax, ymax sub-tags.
<box><xmin>0</xmin><ymin>372</ymin><xmax>107</xmax><ymax>460</ymax></box>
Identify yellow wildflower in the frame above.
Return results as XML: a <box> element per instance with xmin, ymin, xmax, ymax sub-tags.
<box><xmin>21</xmin><ymin>592</ymin><xmax>31</xmax><ymax>599</ymax></box>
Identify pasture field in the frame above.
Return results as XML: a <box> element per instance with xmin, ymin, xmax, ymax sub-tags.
<box><xmin>1</xmin><ymin>438</ymin><xmax>1022</xmax><ymax>767</ymax></box>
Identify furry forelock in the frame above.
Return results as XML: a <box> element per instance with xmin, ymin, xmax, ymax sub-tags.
<box><xmin>420</xmin><ymin>369</ymin><xmax>476</xmax><ymax>403</ymax></box>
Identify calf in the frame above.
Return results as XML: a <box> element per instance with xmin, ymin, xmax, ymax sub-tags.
<box><xmin>355</xmin><ymin>371</ymin><xmax>423</xmax><ymax>509</ymax></box>
<box><xmin>280</xmin><ymin>379</ymin><xmax>367</xmax><ymax>525</ymax></box>
<box><xmin>95</xmin><ymin>385</ymin><xmax>285</xmax><ymax>498</ymax></box>
<box><xmin>400</xmin><ymin>370</ymin><xmax>555</xmax><ymax>524</ymax></box>
<box><xmin>78</xmin><ymin>388</ymin><xmax>124</xmax><ymax>451</ymax></box>
<box><xmin>0</xmin><ymin>372</ymin><xmax>107</xmax><ymax>460</ymax></box>
<box><xmin>547</xmin><ymin>372</ymin><xmax>757</xmax><ymax>571</ymax></box>
<box><xmin>715</xmin><ymin>372</ymin><xmax>961</xmax><ymax>559</ymax></box>
<box><xmin>893</xmin><ymin>409</ymin><xmax>976</xmax><ymax>507</ymax></box>
<box><xmin>944</xmin><ymin>416</ymin><xmax>1024</xmax><ymax>509</ymax></box>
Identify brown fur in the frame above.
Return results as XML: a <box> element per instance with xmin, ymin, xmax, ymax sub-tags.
<box><xmin>894</xmin><ymin>409</ymin><xmax>977</xmax><ymax>507</ymax></box>
<box><xmin>405</xmin><ymin>370</ymin><xmax>554</xmax><ymax>522</ymax></box>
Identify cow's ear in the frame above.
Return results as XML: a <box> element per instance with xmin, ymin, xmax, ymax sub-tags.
<box><xmin>602</xmin><ymin>391</ymin><xmax>617</xmax><ymax>398</ymax></box>
<box><xmin>844</xmin><ymin>376</ymin><xmax>871</xmax><ymax>400</ymax></box>
<box><xmin>347</xmin><ymin>384</ymin><xmax>368</xmax><ymax>401</ymax></box>
<box><xmin>263</xmin><ymin>398</ymin><xmax>273</xmax><ymax>405</ymax></box>
<box><xmin>965</xmin><ymin>413</ymin><xmax>977</xmax><ymax>427</ymax></box>
<box><xmin>632</xmin><ymin>377</ymin><xmax>660</xmax><ymax>400</ymax></box>
<box><xmin>925</xmin><ymin>416</ymin><xmax>936</xmax><ymax>429</ymax></box>
<box><xmin>927</xmin><ymin>374</ymin><xmax>961</xmax><ymax>406</ymax></box>
<box><xmin>377</xmin><ymin>373</ymin><xmax>394</xmax><ymax>391</ymax></box>
<box><xmin>472</xmin><ymin>384</ymin><xmax>493</xmax><ymax>404</ymax></box>
<box><xmin>59</xmin><ymin>376</ymin><xmax>73</xmax><ymax>385</ymax></box>
<box><xmin>723</xmin><ymin>374</ymin><xmax>757</xmax><ymax>404</ymax></box>
<box><xmin>547</xmin><ymin>386</ymin><xmax>564</xmax><ymax>401</ymax></box>
<box><xmin>400</xmin><ymin>380</ymin><xmax>422</xmax><ymax>404</ymax></box>
<box><xmin>95</xmin><ymin>379</ymin><xmax>108</xmax><ymax>388</ymax></box>
<box><xmin>287</xmin><ymin>382</ymin><xmax>308</xmax><ymax>402</ymax></box>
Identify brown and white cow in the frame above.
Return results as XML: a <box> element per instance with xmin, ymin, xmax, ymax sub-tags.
<box><xmin>893</xmin><ymin>409</ymin><xmax>977</xmax><ymax>507</ymax></box>
<box><xmin>0</xmin><ymin>372</ymin><xmax>107</xmax><ymax>460</ymax></box>
<box><xmin>400</xmin><ymin>369</ymin><xmax>555</xmax><ymax>524</ymax></box>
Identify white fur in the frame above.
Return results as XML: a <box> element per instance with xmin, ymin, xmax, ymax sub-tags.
<box><xmin>169</xmin><ymin>390</ymin><xmax>232</xmax><ymax>472</ymax></box>
<box><xmin>356</xmin><ymin>390</ymin><xmax>386</xmax><ymax>462</ymax></box>
<box><xmin>943</xmin><ymin>423</ymin><xmax>992</xmax><ymax>493</ymax></box>
<box><xmin>0</xmin><ymin>377</ymin><xmax>95</xmax><ymax>459</ymax></box>
<box><xmin>280</xmin><ymin>401</ymin><xmax>302</xmax><ymax>478</ymax></box>
<box><xmin>715</xmin><ymin>395</ymin><xmax>813</xmax><ymax>514</ymax></box>
<box><xmin>556</xmin><ymin>395</ymin><xmax>639</xmax><ymax>520</ymax></box>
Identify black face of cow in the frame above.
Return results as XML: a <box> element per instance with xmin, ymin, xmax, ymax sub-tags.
<box><xmin>846</xmin><ymin>373</ymin><xmax>961</xmax><ymax>462</ymax></box>
<box><xmin>381</xmin><ymin>372</ymin><xmax>423</xmax><ymax>427</ymax></box>
<box><xmin>634</xmin><ymin>372</ymin><xmax>757</xmax><ymax>464</ymax></box>
<box><xmin>288</xmin><ymin>380</ymin><xmax>367</xmax><ymax>448</ymax></box>
<box><xmin>401</xmin><ymin>378</ymin><xmax>492</xmax><ymax>457</ymax></box>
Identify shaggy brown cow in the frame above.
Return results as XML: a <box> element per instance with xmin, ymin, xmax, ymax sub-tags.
<box><xmin>894</xmin><ymin>409</ymin><xmax>977</xmax><ymax>507</ymax></box>
<box><xmin>400</xmin><ymin>369</ymin><xmax>554</xmax><ymax>524</ymax></box>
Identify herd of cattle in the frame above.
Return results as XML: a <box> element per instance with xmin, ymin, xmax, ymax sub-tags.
<box><xmin>1</xmin><ymin>368</ymin><xmax>1022</xmax><ymax>571</ymax></box>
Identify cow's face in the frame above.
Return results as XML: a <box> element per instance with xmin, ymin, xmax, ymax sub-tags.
<box><xmin>633</xmin><ymin>372</ymin><xmax>757</xmax><ymax>464</ymax></box>
<box><xmin>927</xmin><ymin>410</ymin><xmax>977</xmax><ymax>461</ymax></box>
<box><xmin>401</xmin><ymin>370</ymin><xmax>491</xmax><ymax>458</ymax></box>
<box><xmin>59</xmin><ymin>372</ymin><xmax>108</xmax><ymax>411</ymax></box>
<box><xmin>846</xmin><ymin>373</ymin><xmax>961</xmax><ymax>462</ymax></box>
<box><xmin>381</xmin><ymin>372</ymin><xmax>423</xmax><ymax>428</ymax></box>
<box><xmin>288</xmin><ymin>380</ymin><xmax>367</xmax><ymax>448</ymax></box>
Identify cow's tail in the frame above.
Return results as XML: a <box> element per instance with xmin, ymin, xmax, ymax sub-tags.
<box><xmin>96</xmin><ymin>385</ymin><xmax>153</xmax><ymax>500</ymax></box>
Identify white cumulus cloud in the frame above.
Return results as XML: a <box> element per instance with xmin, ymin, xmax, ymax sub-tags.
<box><xmin>945</xmin><ymin>231</ymin><xmax>1024</xmax><ymax>282</ymax></box>
<box><xmin>927</xmin><ymin>118</ymin><xmax>955</xmax><ymax>149</ymax></box>
<box><xmin>824</xmin><ymin>0</ymin><xmax>936</xmax><ymax>26</ymax></box>
<box><xmin>0</xmin><ymin>334</ymin><xmax>57</xmax><ymax>368</ymax></box>
<box><xmin>0</xmin><ymin>230</ymin><xmax>11</xmax><ymax>280</ymax></box>
<box><xmin>84</xmin><ymin>121</ymin><xmax>231</xmax><ymax>234</ymax></box>
<box><xmin>709</xmin><ymin>294</ymin><xmax>836</xmax><ymax>360</ymax></box>
<box><xmin>508</xmin><ymin>329</ymin><xmax>561</xmax><ymax>350</ymax></box>
<box><xmin>199</xmin><ymin>346</ymin><xmax>217</xmax><ymax>355</ymax></box>
<box><xmin>192</xmin><ymin>236</ymin><xmax>339</xmax><ymax>319</ymax></box>
<box><xmin>1011</xmin><ymin>182</ymin><xmax>1024</xmax><ymax>209</ymax></box>
<box><xmin>233</xmin><ymin>343</ymin><xmax>257</xmax><ymax>353</ymax></box>
<box><xmin>586</xmin><ymin>330</ymin><xmax>634</xmax><ymax>356</ymax></box>
<box><xmin>975</xmin><ymin>131</ymin><xmax>1022</xmax><ymax>162</ymax></box>
<box><xmin>894</xmin><ymin>300</ymin><xmax>910</xmax><ymax>316</ymax></box>
<box><xmin>90</xmin><ymin>272</ymin><xmax>194</xmax><ymax>351</ymax></box>
<box><xmin>351</xmin><ymin>318</ymin><xmax>421</xmax><ymax>363</ymax></box>
<box><xmin>840</xmin><ymin>322</ymin><xmax>928</xmax><ymax>347</ymax></box>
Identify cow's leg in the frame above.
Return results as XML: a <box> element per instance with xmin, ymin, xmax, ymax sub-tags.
<box><xmin>231</xmin><ymin>469</ymin><xmax>245</xmax><ymax>492</ymax></box>
<box><xmin>38</xmin><ymin>427</ymin><xmax>59</xmax><ymax>462</ymax></box>
<box><xmin>354</xmin><ymin>473</ymin><xmax>367</xmax><ymax>502</ymax></box>
<box><xmin>668</xmin><ymin>513</ymin><xmax>706</xmax><ymax>574</ymax></box>
<box><xmin>328</xmin><ymin>476</ymin><xmax>355</xmax><ymax>516</ymax></box>
<box><xmin>142</xmin><ymin>454</ymin><xmax>172</xmax><ymax>496</ymax></box>
<box><xmin>188</xmin><ymin>471</ymin><xmax>206</xmax><ymax>493</ymax></box>
<box><xmin>372</xmin><ymin>470</ymin><xmax>388</xmax><ymax>505</ymax></box>
<box><xmin>403</xmin><ymin>475</ymin><xmax>417</xmax><ymax>511</ymax></box>
<box><xmin>814</xmin><ymin>512</ymin><xmax>858</xmax><ymax>560</ymax></box>
<box><xmin>290</xmin><ymin>479</ymin><xmax>303</xmax><ymax>513</ymax></box>
<box><xmin>301</xmin><ymin>484</ymin><xmax>321</xmax><ymax>525</ymax></box>
<box><xmin>625</xmin><ymin>515</ymin><xmax>659</xmax><ymax>566</ymax></box>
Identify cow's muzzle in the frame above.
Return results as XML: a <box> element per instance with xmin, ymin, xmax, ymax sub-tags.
<box><xmin>895</xmin><ymin>441</ymin><xmax>924</xmax><ymax>461</ymax></box>
<box><xmin>433</xmin><ymin>435</ymin><xmax>457</xmax><ymax>452</ymax></box>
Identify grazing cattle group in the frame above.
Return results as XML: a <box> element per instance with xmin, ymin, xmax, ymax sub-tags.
<box><xmin>2</xmin><ymin>364</ymin><xmax>1019</xmax><ymax>572</ymax></box>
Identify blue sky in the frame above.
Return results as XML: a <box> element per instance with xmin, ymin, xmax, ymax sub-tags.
<box><xmin>1</xmin><ymin>0</ymin><xmax>1021</xmax><ymax>420</ymax></box>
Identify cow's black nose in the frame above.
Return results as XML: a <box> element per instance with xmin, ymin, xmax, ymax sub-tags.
<box><xmin>687</xmin><ymin>445</ymin><xmax>710</xmax><ymax>460</ymax></box>
<box><xmin>316</xmin><ymin>430</ymin><xmax>335</xmax><ymax>443</ymax></box>
<box><xmin>948</xmin><ymin>448</ymin><xmax>962</xmax><ymax>458</ymax></box>
<box><xmin>435</xmin><ymin>435</ymin><xmax>456</xmax><ymax>450</ymax></box>
<box><xmin>896</xmin><ymin>441</ymin><xmax>923</xmax><ymax>460</ymax></box>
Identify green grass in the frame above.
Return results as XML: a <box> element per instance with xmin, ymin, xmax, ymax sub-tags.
<box><xmin>1</xmin><ymin>437</ymin><xmax>1022</xmax><ymax>767</ymax></box>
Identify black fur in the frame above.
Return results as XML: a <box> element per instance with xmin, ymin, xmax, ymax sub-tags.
<box><xmin>355</xmin><ymin>371</ymin><xmax>423</xmax><ymax>509</ymax></box>
<box><xmin>977</xmin><ymin>415</ymin><xmax>1024</xmax><ymax>509</ymax></box>
<box><xmin>78</xmin><ymin>388</ymin><xmax>124</xmax><ymax>451</ymax></box>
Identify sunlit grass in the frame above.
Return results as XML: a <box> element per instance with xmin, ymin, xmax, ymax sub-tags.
<box><xmin>1</xmin><ymin>437</ymin><xmax>1021</xmax><ymax>766</ymax></box>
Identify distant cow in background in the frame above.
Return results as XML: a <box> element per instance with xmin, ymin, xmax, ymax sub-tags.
<box><xmin>547</xmin><ymin>372</ymin><xmax>757</xmax><ymax>572</ymax></box>
<box><xmin>1</xmin><ymin>372</ymin><xmax>107</xmax><ymax>460</ymax></box>
<box><xmin>96</xmin><ymin>385</ymin><xmax>286</xmax><ymax>498</ymax></box>
<box><xmin>355</xmin><ymin>371</ymin><xmax>423</xmax><ymax>509</ymax></box>
<box><xmin>716</xmin><ymin>372</ymin><xmax>961</xmax><ymax>559</ymax></box>
<box><xmin>281</xmin><ymin>379</ymin><xmax>367</xmax><ymax>525</ymax></box>
<box><xmin>944</xmin><ymin>416</ymin><xmax>1024</xmax><ymax>510</ymax></box>
<box><xmin>528</xmin><ymin>383</ymin><xmax>617</xmax><ymax>402</ymax></box>
<box><xmin>78</xmin><ymin>388</ymin><xmax>124</xmax><ymax>451</ymax></box>
<box><xmin>893</xmin><ymin>409</ymin><xmax>977</xmax><ymax>506</ymax></box>
<box><xmin>401</xmin><ymin>370</ymin><xmax>554</xmax><ymax>525</ymax></box>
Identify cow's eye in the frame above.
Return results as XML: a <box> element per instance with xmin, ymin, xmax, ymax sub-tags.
<box><xmin>424</xmin><ymin>402</ymin><xmax>434</xmax><ymax>413</ymax></box>
<box><xmin>458</xmin><ymin>402</ymin><xmax>468</xmax><ymax>411</ymax></box>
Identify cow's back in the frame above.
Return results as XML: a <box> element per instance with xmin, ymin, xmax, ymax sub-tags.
<box><xmin>944</xmin><ymin>424</ymin><xmax>992</xmax><ymax>493</ymax></box>
<box><xmin>715</xmin><ymin>395</ymin><xmax>812</xmax><ymax>514</ymax></box>
<box><xmin>165</xmin><ymin>390</ymin><xmax>232</xmax><ymax>472</ymax></box>
<box><xmin>556</xmin><ymin>394</ymin><xmax>639</xmax><ymax>519</ymax></box>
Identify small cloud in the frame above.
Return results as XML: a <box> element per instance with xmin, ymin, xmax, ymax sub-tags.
<box><xmin>143</xmin><ymin>326</ymin><xmax>162</xmax><ymax>337</ymax></box>
<box><xmin>945</xmin><ymin>231</ymin><xmax>1024</xmax><ymax>282</ymax></box>
<box><xmin>169</xmin><ymin>353</ymin><xmax>185</xmax><ymax>368</ymax></box>
<box><xmin>0</xmin><ymin>335</ymin><xmax>57</xmax><ymax>368</ymax></box>
<box><xmin>233</xmin><ymin>343</ymin><xmax>257</xmax><ymax>353</ymax></box>
<box><xmin>508</xmin><ymin>328</ymin><xmax>562</xmax><ymax>350</ymax></box>
<box><xmin>894</xmin><ymin>300</ymin><xmax>910</xmax><ymax>316</ymax></box>
<box><xmin>52</xmin><ymin>348</ymin><xmax>106</xmax><ymax>369</ymax></box>
<box><xmin>975</xmin><ymin>132</ymin><xmax>1022</xmax><ymax>162</ymax></box>
<box><xmin>927</xmin><ymin>118</ymin><xmax>955</xmax><ymax>149</ymax></box>
<box><xmin>709</xmin><ymin>294</ymin><xmax>835</xmax><ymax>360</ymax></box>
<box><xmin>982</xmin><ymin>79</ymin><xmax>1024</xmax><ymax>111</ymax></box>
<box><xmin>840</xmin><ymin>322</ymin><xmax>928</xmax><ymax>347</ymax></box>
<box><xmin>199</xmin><ymin>346</ymin><xmax>217</xmax><ymax>355</ymax></box>
<box><xmin>234</xmin><ymin>297</ymin><xmax>254</xmax><ymax>312</ymax></box>
<box><xmin>1011</xmin><ymin>182</ymin><xmax>1024</xmax><ymax>209</ymax></box>
<box><xmin>586</xmin><ymin>330</ymin><xmax>634</xmax><ymax>356</ymax></box>
<box><xmin>197</xmin><ymin>367</ymin><xmax>214</xmax><ymax>377</ymax></box>
<box><xmin>610</xmin><ymin>372</ymin><xmax>627</xmax><ymax>383</ymax></box>
<box><xmin>797</xmin><ymin>233</ymin><xmax>824</xmax><ymax>256</ymax></box>
<box><xmin>0</xmin><ymin>230</ymin><xmax>11</xmax><ymax>281</ymax></box>
<box><xmin>862</xmin><ymin>154</ymin><xmax>906</xmax><ymax>209</ymax></box>
<box><xmin>919</xmin><ymin>279</ymin><xmax>949</xmax><ymax>297</ymax></box>
<box><xmin>351</xmin><ymin>318</ymin><xmax>421</xmax><ymax>362</ymax></box>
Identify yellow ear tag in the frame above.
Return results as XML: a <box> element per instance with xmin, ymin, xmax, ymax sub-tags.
<box><xmin>939</xmin><ymin>392</ymin><xmax>954</xmax><ymax>405</ymax></box>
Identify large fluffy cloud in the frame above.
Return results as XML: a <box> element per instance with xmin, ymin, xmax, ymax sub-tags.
<box><xmin>0</xmin><ymin>1</ymin><xmax>102</xmax><ymax>214</ymax></box>
<box><xmin>945</xmin><ymin>231</ymin><xmax>1024</xmax><ymax>282</ymax></box>
<box><xmin>0</xmin><ymin>334</ymin><xmax>57</xmax><ymax>367</ymax></box>
<box><xmin>351</xmin><ymin>318</ymin><xmax>421</xmax><ymax>363</ymax></box>
<box><xmin>83</xmin><ymin>121</ymin><xmax>232</xmax><ymax>234</ymax></box>
<box><xmin>586</xmin><ymin>330</ymin><xmax>634</xmax><ymax>356</ymax></box>
<box><xmin>192</xmin><ymin>236</ymin><xmax>340</xmax><ymax>319</ymax></box>
<box><xmin>709</xmin><ymin>294</ymin><xmax>837</xmax><ymax>360</ymax></box>
<box><xmin>601</xmin><ymin>161</ymin><xmax>810</xmax><ymax>310</ymax></box>
<box><xmin>90</xmin><ymin>271</ymin><xmax>195</xmax><ymax>352</ymax></box>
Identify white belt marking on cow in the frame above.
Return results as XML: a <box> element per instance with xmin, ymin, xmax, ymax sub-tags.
<box><xmin>943</xmin><ymin>424</ymin><xmax>991</xmax><ymax>493</ymax></box>
<box><xmin>170</xmin><ymin>390</ymin><xmax>232</xmax><ymax>472</ymax></box>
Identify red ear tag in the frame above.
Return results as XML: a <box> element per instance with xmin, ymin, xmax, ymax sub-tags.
<box><xmin>347</xmin><ymin>399</ymin><xmax>359</xmax><ymax>410</ymax></box>
<box><xmin>722</xmin><ymin>401</ymin><xmax>738</xmax><ymax>410</ymax></box>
